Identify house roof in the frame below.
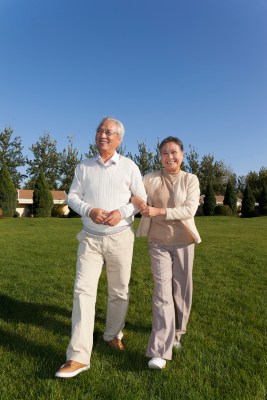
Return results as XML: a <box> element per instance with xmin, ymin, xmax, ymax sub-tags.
<box><xmin>199</xmin><ymin>195</ymin><xmax>242</xmax><ymax>206</ymax></box>
<box><xmin>216</xmin><ymin>195</ymin><xmax>224</xmax><ymax>204</ymax></box>
<box><xmin>200</xmin><ymin>195</ymin><xmax>225</xmax><ymax>204</ymax></box>
<box><xmin>50</xmin><ymin>191</ymin><xmax>67</xmax><ymax>201</ymax></box>
<box><xmin>17</xmin><ymin>189</ymin><xmax>67</xmax><ymax>204</ymax></box>
<box><xmin>17</xmin><ymin>189</ymin><xmax>33</xmax><ymax>200</ymax></box>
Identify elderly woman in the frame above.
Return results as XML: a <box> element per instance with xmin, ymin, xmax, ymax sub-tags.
<box><xmin>132</xmin><ymin>136</ymin><xmax>201</xmax><ymax>370</ymax></box>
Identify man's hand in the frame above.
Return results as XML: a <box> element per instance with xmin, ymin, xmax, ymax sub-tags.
<box><xmin>89</xmin><ymin>208</ymin><xmax>109</xmax><ymax>224</ymax></box>
<box><xmin>131</xmin><ymin>195</ymin><xmax>147</xmax><ymax>211</ymax></box>
<box><xmin>102</xmin><ymin>210</ymin><xmax>122</xmax><ymax>226</ymax></box>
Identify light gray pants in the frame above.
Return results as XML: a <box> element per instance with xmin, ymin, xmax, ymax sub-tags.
<box><xmin>66</xmin><ymin>227</ymin><xmax>134</xmax><ymax>365</ymax></box>
<box><xmin>146</xmin><ymin>242</ymin><xmax>195</xmax><ymax>360</ymax></box>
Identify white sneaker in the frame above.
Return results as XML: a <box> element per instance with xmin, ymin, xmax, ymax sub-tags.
<box><xmin>148</xmin><ymin>357</ymin><xmax>166</xmax><ymax>369</ymax></box>
<box><xmin>173</xmin><ymin>340</ymin><xmax>182</xmax><ymax>350</ymax></box>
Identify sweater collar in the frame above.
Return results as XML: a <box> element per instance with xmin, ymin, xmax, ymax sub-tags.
<box><xmin>96</xmin><ymin>151</ymin><xmax>120</xmax><ymax>166</ymax></box>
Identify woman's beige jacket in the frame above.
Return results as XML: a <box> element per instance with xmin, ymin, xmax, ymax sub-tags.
<box><xmin>136</xmin><ymin>170</ymin><xmax>201</xmax><ymax>244</ymax></box>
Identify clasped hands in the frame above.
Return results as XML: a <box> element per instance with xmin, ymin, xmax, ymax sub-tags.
<box><xmin>89</xmin><ymin>196</ymin><xmax>165</xmax><ymax>225</ymax></box>
<box><xmin>89</xmin><ymin>208</ymin><xmax>121</xmax><ymax>226</ymax></box>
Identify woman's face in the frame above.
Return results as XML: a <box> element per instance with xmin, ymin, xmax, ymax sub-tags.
<box><xmin>160</xmin><ymin>141</ymin><xmax>184</xmax><ymax>174</ymax></box>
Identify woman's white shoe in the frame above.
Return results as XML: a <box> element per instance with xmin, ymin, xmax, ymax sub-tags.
<box><xmin>148</xmin><ymin>357</ymin><xmax>166</xmax><ymax>369</ymax></box>
<box><xmin>173</xmin><ymin>340</ymin><xmax>182</xmax><ymax>350</ymax></box>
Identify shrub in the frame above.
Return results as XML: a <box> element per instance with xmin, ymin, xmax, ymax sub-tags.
<box><xmin>68</xmin><ymin>207</ymin><xmax>80</xmax><ymax>218</ymax></box>
<box><xmin>223</xmin><ymin>180</ymin><xmax>237</xmax><ymax>215</ymax></box>
<box><xmin>259</xmin><ymin>205</ymin><xmax>267</xmax><ymax>216</ymax></box>
<box><xmin>241</xmin><ymin>184</ymin><xmax>256</xmax><ymax>218</ymax></box>
<box><xmin>259</xmin><ymin>185</ymin><xmax>267</xmax><ymax>215</ymax></box>
<box><xmin>0</xmin><ymin>163</ymin><xmax>17</xmax><ymax>217</ymax></box>
<box><xmin>51</xmin><ymin>204</ymin><xmax>66</xmax><ymax>217</ymax></box>
<box><xmin>214</xmin><ymin>205</ymin><xmax>233</xmax><ymax>216</ymax></box>
<box><xmin>33</xmin><ymin>173</ymin><xmax>53</xmax><ymax>217</ymax></box>
<box><xmin>203</xmin><ymin>182</ymin><xmax>216</xmax><ymax>216</ymax></box>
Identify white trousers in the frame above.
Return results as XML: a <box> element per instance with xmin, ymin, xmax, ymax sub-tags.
<box><xmin>66</xmin><ymin>227</ymin><xmax>134</xmax><ymax>365</ymax></box>
<box><xmin>146</xmin><ymin>242</ymin><xmax>195</xmax><ymax>360</ymax></box>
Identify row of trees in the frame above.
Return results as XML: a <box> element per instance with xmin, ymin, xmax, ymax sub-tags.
<box><xmin>2</xmin><ymin>159</ymin><xmax>267</xmax><ymax>218</ymax></box>
<box><xmin>0</xmin><ymin>163</ymin><xmax>54</xmax><ymax>217</ymax></box>
<box><xmin>0</xmin><ymin>127</ymin><xmax>81</xmax><ymax>192</ymax></box>
<box><xmin>1</xmin><ymin>126</ymin><xmax>267</xmax><ymax>218</ymax></box>
<box><xmin>202</xmin><ymin>180</ymin><xmax>267</xmax><ymax>217</ymax></box>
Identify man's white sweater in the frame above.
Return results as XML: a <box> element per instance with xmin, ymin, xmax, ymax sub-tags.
<box><xmin>68</xmin><ymin>152</ymin><xmax>147</xmax><ymax>235</ymax></box>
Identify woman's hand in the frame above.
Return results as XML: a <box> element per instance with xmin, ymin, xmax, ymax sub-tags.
<box><xmin>131</xmin><ymin>195</ymin><xmax>166</xmax><ymax>217</ymax></box>
<box><xmin>141</xmin><ymin>206</ymin><xmax>166</xmax><ymax>217</ymax></box>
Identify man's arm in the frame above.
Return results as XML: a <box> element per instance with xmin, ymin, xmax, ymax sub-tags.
<box><xmin>102</xmin><ymin>162</ymin><xmax>147</xmax><ymax>226</ymax></box>
<box><xmin>68</xmin><ymin>164</ymin><xmax>108</xmax><ymax>221</ymax></box>
<box><xmin>117</xmin><ymin>163</ymin><xmax>147</xmax><ymax>219</ymax></box>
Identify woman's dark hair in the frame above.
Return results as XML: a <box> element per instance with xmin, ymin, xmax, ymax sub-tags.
<box><xmin>159</xmin><ymin>136</ymin><xmax>184</xmax><ymax>152</ymax></box>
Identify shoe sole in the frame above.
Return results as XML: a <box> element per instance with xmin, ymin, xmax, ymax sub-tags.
<box><xmin>55</xmin><ymin>365</ymin><xmax>90</xmax><ymax>378</ymax></box>
<box><xmin>173</xmin><ymin>344</ymin><xmax>182</xmax><ymax>350</ymax></box>
<box><xmin>148</xmin><ymin>363</ymin><xmax>166</xmax><ymax>370</ymax></box>
<box><xmin>107</xmin><ymin>344</ymin><xmax>125</xmax><ymax>351</ymax></box>
<box><xmin>107</xmin><ymin>340</ymin><xmax>125</xmax><ymax>351</ymax></box>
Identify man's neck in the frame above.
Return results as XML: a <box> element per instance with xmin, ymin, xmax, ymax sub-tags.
<box><xmin>99</xmin><ymin>150</ymin><xmax>116</xmax><ymax>163</ymax></box>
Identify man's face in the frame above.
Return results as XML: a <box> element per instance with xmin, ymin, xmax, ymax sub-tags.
<box><xmin>95</xmin><ymin>120</ymin><xmax>122</xmax><ymax>155</ymax></box>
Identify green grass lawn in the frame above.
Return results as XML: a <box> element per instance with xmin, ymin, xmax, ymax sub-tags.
<box><xmin>0</xmin><ymin>216</ymin><xmax>266</xmax><ymax>400</ymax></box>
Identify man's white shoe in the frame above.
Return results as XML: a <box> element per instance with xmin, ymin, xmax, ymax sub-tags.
<box><xmin>148</xmin><ymin>357</ymin><xmax>166</xmax><ymax>369</ymax></box>
<box><xmin>173</xmin><ymin>340</ymin><xmax>182</xmax><ymax>350</ymax></box>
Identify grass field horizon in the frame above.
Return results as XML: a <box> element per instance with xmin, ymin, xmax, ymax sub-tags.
<box><xmin>0</xmin><ymin>216</ymin><xmax>266</xmax><ymax>400</ymax></box>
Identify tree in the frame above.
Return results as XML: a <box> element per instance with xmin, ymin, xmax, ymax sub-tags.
<box><xmin>26</xmin><ymin>133</ymin><xmax>60</xmax><ymax>189</ymax></box>
<box><xmin>32</xmin><ymin>173</ymin><xmax>54</xmax><ymax>217</ymax></box>
<box><xmin>203</xmin><ymin>182</ymin><xmax>216</xmax><ymax>216</ymax></box>
<box><xmin>182</xmin><ymin>146</ymin><xmax>236</xmax><ymax>195</ymax></box>
<box><xmin>84</xmin><ymin>143</ymin><xmax>99</xmax><ymax>159</ymax></box>
<box><xmin>0</xmin><ymin>162</ymin><xmax>17</xmax><ymax>217</ymax></box>
<box><xmin>129</xmin><ymin>141</ymin><xmax>154</xmax><ymax>176</ymax></box>
<box><xmin>241</xmin><ymin>184</ymin><xmax>255</xmax><ymax>218</ymax></box>
<box><xmin>59</xmin><ymin>137</ymin><xmax>81</xmax><ymax>193</ymax></box>
<box><xmin>198</xmin><ymin>154</ymin><xmax>234</xmax><ymax>195</ymax></box>
<box><xmin>237</xmin><ymin>175</ymin><xmax>246</xmax><ymax>197</ymax></box>
<box><xmin>0</xmin><ymin>127</ymin><xmax>27</xmax><ymax>188</ymax></box>
<box><xmin>245</xmin><ymin>167</ymin><xmax>267</xmax><ymax>202</ymax></box>
<box><xmin>259</xmin><ymin>184</ymin><xmax>267</xmax><ymax>216</ymax></box>
<box><xmin>246</xmin><ymin>171</ymin><xmax>260</xmax><ymax>201</ymax></box>
<box><xmin>258</xmin><ymin>167</ymin><xmax>267</xmax><ymax>188</ymax></box>
<box><xmin>117</xmin><ymin>144</ymin><xmax>127</xmax><ymax>156</ymax></box>
<box><xmin>84</xmin><ymin>143</ymin><xmax>126</xmax><ymax>159</ymax></box>
<box><xmin>223</xmin><ymin>180</ymin><xmax>237</xmax><ymax>215</ymax></box>
<box><xmin>151</xmin><ymin>140</ymin><xmax>162</xmax><ymax>171</ymax></box>
<box><xmin>185</xmin><ymin>145</ymin><xmax>200</xmax><ymax>175</ymax></box>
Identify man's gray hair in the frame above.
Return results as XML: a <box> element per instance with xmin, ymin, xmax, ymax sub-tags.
<box><xmin>97</xmin><ymin>117</ymin><xmax>125</xmax><ymax>138</ymax></box>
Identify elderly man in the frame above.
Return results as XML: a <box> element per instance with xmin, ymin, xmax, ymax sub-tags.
<box><xmin>55</xmin><ymin>117</ymin><xmax>146</xmax><ymax>378</ymax></box>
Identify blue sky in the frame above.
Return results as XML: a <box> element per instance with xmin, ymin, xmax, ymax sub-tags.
<box><xmin>0</xmin><ymin>0</ymin><xmax>266</xmax><ymax>178</ymax></box>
